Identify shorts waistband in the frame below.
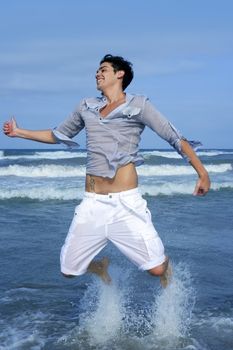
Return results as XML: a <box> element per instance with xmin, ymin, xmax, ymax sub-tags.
<box><xmin>84</xmin><ymin>187</ymin><xmax>139</xmax><ymax>200</ymax></box>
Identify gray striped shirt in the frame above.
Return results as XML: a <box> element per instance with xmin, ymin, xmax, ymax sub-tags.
<box><xmin>53</xmin><ymin>94</ymin><xmax>200</xmax><ymax>178</ymax></box>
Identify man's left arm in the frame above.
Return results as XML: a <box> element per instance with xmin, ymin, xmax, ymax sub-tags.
<box><xmin>141</xmin><ymin>98</ymin><xmax>211</xmax><ymax>196</ymax></box>
<box><xmin>180</xmin><ymin>139</ymin><xmax>210</xmax><ymax>196</ymax></box>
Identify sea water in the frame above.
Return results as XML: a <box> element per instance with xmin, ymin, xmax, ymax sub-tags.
<box><xmin>0</xmin><ymin>148</ymin><xmax>233</xmax><ymax>349</ymax></box>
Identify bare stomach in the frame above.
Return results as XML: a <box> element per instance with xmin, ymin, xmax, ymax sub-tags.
<box><xmin>85</xmin><ymin>163</ymin><xmax>138</xmax><ymax>194</ymax></box>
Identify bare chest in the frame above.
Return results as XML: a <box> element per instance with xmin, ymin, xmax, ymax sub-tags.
<box><xmin>99</xmin><ymin>100</ymin><xmax>126</xmax><ymax>118</ymax></box>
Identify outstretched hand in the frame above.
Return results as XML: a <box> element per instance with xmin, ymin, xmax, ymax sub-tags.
<box><xmin>3</xmin><ymin>117</ymin><xmax>18</xmax><ymax>137</ymax></box>
<box><xmin>193</xmin><ymin>174</ymin><xmax>211</xmax><ymax>196</ymax></box>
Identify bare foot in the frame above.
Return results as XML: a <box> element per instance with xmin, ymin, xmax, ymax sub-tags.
<box><xmin>88</xmin><ymin>257</ymin><xmax>112</xmax><ymax>284</ymax></box>
<box><xmin>160</xmin><ymin>259</ymin><xmax>172</xmax><ymax>288</ymax></box>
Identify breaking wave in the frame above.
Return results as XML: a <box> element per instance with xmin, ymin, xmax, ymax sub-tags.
<box><xmin>0</xmin><ymin>163</ymin><xmax>231</xmax><ymax>178</ymax></box>
<box><xmin>0</xmin><ymin>150</ymin><xmax>87</xmax><ymax>160</ymax></box>
<box><xmin>0</xmin><ymin>182</ymin><xmax>232</xmax><ymax>201</ymax></box>
<box><xmin>0</xmin><ymin>164</ymin><xmax>86</xmax><ymax>177</ymax></box>
<box><xmin>141</xmin><ymin>149</ymin><xmax>233</xmax><ymax>159</ymax></box>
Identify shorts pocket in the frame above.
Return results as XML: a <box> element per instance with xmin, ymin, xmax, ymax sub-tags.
<box><xmin>145</xmin><ymin>236</ymin><xmax>164</xmax><ymax>259</ymax></box>
<box><xmin>74</xmin><ymin>198</ymin><xmax>93</xmax><ymax>219</ymax></box>
<box><xmin>121</xmin><ymin>193</ymin><xmax>148</xmax><ymax>222</ymax></box>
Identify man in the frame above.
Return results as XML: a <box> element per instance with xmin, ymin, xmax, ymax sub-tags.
<box><xmin>3</xmin><ymin>54</ymin><xmax>210</xmax><ymax>287</ymax></box>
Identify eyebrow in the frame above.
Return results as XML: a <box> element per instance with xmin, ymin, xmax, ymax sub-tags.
<box><xmin>96</xmin><ymin>65</ymin><xmax>110</xmax><ymax>73</ymax></box>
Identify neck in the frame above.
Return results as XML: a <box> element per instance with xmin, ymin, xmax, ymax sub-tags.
<box><xmin>102</xmin><ymin>87</ymin><xmax>125</xmax><ymax>104</ymax></box>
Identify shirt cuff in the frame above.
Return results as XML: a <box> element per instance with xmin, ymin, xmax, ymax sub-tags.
<box><xmin>175</xmin><ymin>138</ymin><xmax>203</xmax><ymax>161</ymax></box>
<box><xmin>168</xmin><ymin>122</ymin><xmax>202</xmax><ymax>161</ymax></box>
<box><xmin>52</xmin><ymin>129</ymin><xmax>79</xmax><ymax>147</ymax></box>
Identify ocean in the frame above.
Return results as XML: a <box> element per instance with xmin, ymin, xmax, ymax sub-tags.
<box><xmin>0</xmin><ymin>148</ymin><xmax>233</xmax><ymax>350</ymax></box>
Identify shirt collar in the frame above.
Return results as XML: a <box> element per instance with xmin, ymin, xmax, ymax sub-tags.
<box><xmin>85</xmin><ymin>93</ymin><xmax>134</xmax><ymax>110</ymax></box>
<box><xmin>101</xmin><ymin>93</ymin><xmax>134</xmax><ymax>104</ymax></box>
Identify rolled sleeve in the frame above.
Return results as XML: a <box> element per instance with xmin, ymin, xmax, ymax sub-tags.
<box><xmin>52</xmin><ymin>129</ymin><xmax>80</xmax><ymax>147</ymax></box>
<box><xmin>141</xmin><ymin>99</ymin><xmax>202</xmax><ymax>160</ymax></box>
<box><xmin>53</xmin><ymin>103</ymin><xmax>85</xmax><ymax>147</ymax></box>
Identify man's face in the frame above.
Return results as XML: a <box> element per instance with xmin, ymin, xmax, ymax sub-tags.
<box><xmin>96</xmin><ymin>62</ymin><xmax>123</xmax><ymax>91</ymax></box>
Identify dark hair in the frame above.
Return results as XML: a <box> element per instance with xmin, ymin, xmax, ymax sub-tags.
<box><xmin>100</xmin><ymin>54</ymin><xmax>134</xmax><ymax>90</ymax></box>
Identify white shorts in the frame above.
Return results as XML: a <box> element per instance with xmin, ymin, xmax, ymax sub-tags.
<box><xmin>60</xmin><ymin>188</ymin><xmax>166</xmax><ymax>275</ymax></box>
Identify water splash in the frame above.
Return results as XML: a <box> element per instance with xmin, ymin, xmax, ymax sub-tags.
<box><xmin>59</xmin><ymin>262</ymin><xmax>196</xmax><ymax>349</ymax></box>
<box><xmin>83</xmin><ymin>283</ymin><xmax>122</xmax><ymax>344</ymax></box>
<box><xmin>77</xmin><ymin>266</ymin><xmax>129</xmax><ymax>346</ymax></box>
<box><xmin>150</xmin><ymin>262</ymin><xmax>196</xmax><ymax>347</ymax></box>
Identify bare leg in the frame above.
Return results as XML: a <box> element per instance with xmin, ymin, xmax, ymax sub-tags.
<box><xmin>148</xmin><ymin>257</ymin><xmax>172</xmax><ymax>288</ymax></box>
<box><xmin>87</xmin><ymin>257</ymin><xmax>112</xmax><ymax>284</ymax></box>
<box><xmin>159</xmin><ymin>258</ymin><xmax>172</xmax><ymax>288</ymax></box>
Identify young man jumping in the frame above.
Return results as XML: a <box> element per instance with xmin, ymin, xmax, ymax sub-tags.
<box><xmin>3</xmin><ymin>54</ymin><xmax>210</xmax><ymax>287</ymax></box>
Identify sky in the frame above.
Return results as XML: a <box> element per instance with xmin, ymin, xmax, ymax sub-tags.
<box><xmin>0</xmin><ymin>0</ymin><xmax>232</xmax><ymax>149</ymax></box>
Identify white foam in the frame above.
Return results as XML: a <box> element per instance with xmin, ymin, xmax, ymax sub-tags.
<box><xmin>151</xmin><ymin>263</ymin><xmax>195</xmax><ymax>343</ymax></box>
<box><xmin>0</xmin><ymin>186</ymin><xmax>84</xmax><ymax>200</ymax></box>
<box><xmin>70</xmin><ymin>263</ymin><xmax>196</xmax><ymax>349</ymax></box>
<box><xmin>141</xmin><ymin>149</ymin><xmax>233</xmax><ymax>159</ymax></box>
<box><xmin>77</xmin><ymin>267</ymin><xmax>127</xmax><ymax>346</ymax></box>
<box><xmin>137</xmin><ymin>163</ymin><xmax>232</xmax><ymax>176</ymax></box>
<box><xmin>192</xmin><ymin>312</ymin><xmax>233</xmax><ymax>349</ymax></box>
<box><xmin>141</xmin><ymin>181</ymin><xmax>233</xmax><ymax>196</ymax></box>
<box><xmin>212</xmin><ymin>316</ymin><xmax>233</xmax><ymax>330</ymax></box>
<box><xmin>140</xmin><ymin>182</ymin><xmax>195</xmax><ymax>196</ymax></box>
<box><xmin>0</xmin><ymin>332</ymin><xmax>44</xmax><ymax>350</ymax></box>
<box><xmin>0</xmin><ymin>164</ymin><xmax>86</xmax><ymax>177</ymax></box>
<box><xmin>34</xmin><ymin>150</ymin><xmax>87</xmax><ymax>159</ymax></box>
<box><xmin>139</xmin><ymin>150</ymin><xmax>233</xmax><ymax>159</ymax></box>
<box><xmin>1</xmin><ymin>149</ymin><xmax>233</xmax><ymax>162</ymax></box>
<box><xmin>83</xmin><ymin>282</ymin><xmax>123</xmax><ymax>345</ymax></box>
<box><xmin>0</xmin><ymin>181</ymin><xmax>232</xmax><ymax>200</ymax></box>
<box><xmin>141</xmin><ymin>150</ymin><xmax>182</xmax><ymax>159</ymax></box>
<box><xmin>0</xmin><ymin>311</ymin><xmax>46</xmax><ymax>350</ymax></box>
<box><xmin>0</xmin><ymin>163</ymin><xmax>231</xmax><ymax>178</ymax></box>
<box><xmin>2</xmin><ymin>149</ymin><xmax>232</xmax><ymax>163</ymax></box>
<box><xmin>0</xmin><ymin>150</ymin><xmax>86</xmax><ymax>160</ymax></box>
<box><xmin>197</xmin><ymin>150</ymin><xmax>231</xmax><ymax>157</ymax></box>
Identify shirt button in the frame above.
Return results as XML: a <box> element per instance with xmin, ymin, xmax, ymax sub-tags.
<box><xmin>109</xmin><ymin>195</ymin><xmax>112</xmax><ymax>198</ymax></box>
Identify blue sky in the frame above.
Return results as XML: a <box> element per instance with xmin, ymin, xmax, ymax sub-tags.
<box><xmin>0</xmin><ymin>0</ymin><xmax>232</xmax><ymax>149</ymax></box>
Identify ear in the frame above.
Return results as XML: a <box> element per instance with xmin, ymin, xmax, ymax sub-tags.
<box><xmin>116</xmin><ymin>70</ymin><xmax>125</xmax><ymax>79</ymax></box>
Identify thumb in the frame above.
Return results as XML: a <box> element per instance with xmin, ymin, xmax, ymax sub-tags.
<box><xmin>193</xmin><ymin>179</ymin><xmax>200</xmax><ymax>196</ymax></box>
<box><xmin>11</xmin><ymin>116</ymin><xmax>18</xmax><ymax>129</ymax></box>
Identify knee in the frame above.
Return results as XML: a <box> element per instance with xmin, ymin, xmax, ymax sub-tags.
<box><xmin>147</xmin><ymin>259</ymin><xmax>168</xmax><ymax>277</ymax></box>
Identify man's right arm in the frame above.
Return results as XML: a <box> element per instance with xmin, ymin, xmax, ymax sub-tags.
<box><xmin>3</xmin><ymin>117</ymin><xmax>57</xmax><ymax>144</ymax></box>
